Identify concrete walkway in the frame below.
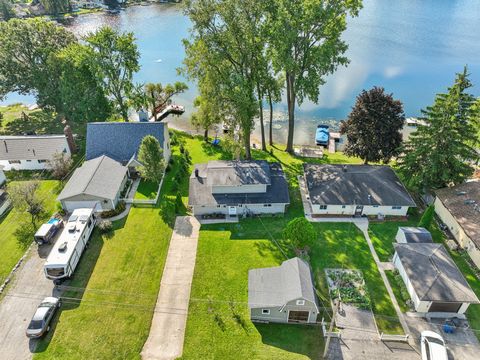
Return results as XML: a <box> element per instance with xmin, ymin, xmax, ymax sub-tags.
<box><xmin>141</xmin><ymin>216</ymin><xmax>200</xmax><ymax>360</ymax></box>
<box><xmin>354</xmin><ymin>221</ymin><xmax>411</xmax><ymax>337</ymax></box>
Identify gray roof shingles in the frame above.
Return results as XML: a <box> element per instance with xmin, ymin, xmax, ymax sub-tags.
<box><xmin>86</xmin><ymin>122</ymin><xmax>166</xmax><ymax>163</ymax></box>
<box><xmin>0</xmin><ymin>135</ymin><xmax>69</xmax><ymax>161</ymax></box>
<box><xmin>395</xmin><ymin>243</ymin><xmax>479</xmax><ymax>303</ymax></box>
<box><xmin>58</xmin><ymin>155</ymin><xmax>127</xmax><ymax>201</ymax></box>
<box><xmin>248</xmin><ymin>257</ymin><xmax>318</xmax><ymax>309</ymax></box>
<box><xmin>304</xmin><ymin>164</ymin><xmax>416</xmax><ymax>207</ymax></box>
<box><xmin>188</xmin><ymin>161</ymin><xmax>289</xmax><ymax>206</ymax></box>
<box><xmin>398</xmin><ymin>227</ymin><xmax>433</xmax><ymax>243</ymax></box>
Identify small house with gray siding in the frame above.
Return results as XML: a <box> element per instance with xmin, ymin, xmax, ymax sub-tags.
<box><xmin>188</xmin><ymin>160</ymin><xmax>289</xmax><ymax>217</ymax></box>
<box><xmin>395</xmin><ymin>227</ymin><xmax>433</xmax><ymax>244</ymax></box>
<box><xmin>248</xmin><ymin>257</ymin><xmax>319</xmax><ymax>324</ymax></box>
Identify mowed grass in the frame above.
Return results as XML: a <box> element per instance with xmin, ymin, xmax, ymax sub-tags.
<box><xmin>181</xmin><ymin>224</ymin><xmax>324</xmax><ymax>360</ymax></box>
<box><xmin>134</xmin><ymin>179</ymin><xmax>158</xmax><ymax>200</ymax></box>
<box><xmin>0</xmin><ymin>180</ymin><xmax>60</xmax><ymax>284</ymax></box>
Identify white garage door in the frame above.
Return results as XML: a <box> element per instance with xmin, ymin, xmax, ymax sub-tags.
<box><xmin>63</xmin><ymin>201</ymin><xmax>101</xmax><ymax>213</ymax></box>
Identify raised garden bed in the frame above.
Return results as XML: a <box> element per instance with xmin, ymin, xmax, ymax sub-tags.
<box><xmin>325</xmin><ymin>269</ymin><xmax>371</xmax><ymax>310</ymax></box>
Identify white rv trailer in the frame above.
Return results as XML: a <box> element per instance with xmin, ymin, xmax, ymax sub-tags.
<box><xmin>44</xmin><ymin>208</ymin><xmax>97</xmax><ymax>282</ymax></box>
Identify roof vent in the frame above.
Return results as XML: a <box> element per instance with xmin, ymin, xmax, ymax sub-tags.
<box><xmin>195</xmin><ymin>168</ymin><xmax>199</xmax><ymax>177</ymax></box>
<box><xmin>67</xmin><ymin>223</ymin><xmax>77</xmax><ymax>233</ymax></box>
<box><xmin>59</xmin><ymin>242</ymin><xmax>68</xmax><ymax>252</ymax></box>
<box><xmin>456</xmin><ymin>191</ymin><xmax>467</xmax><ymax>196</ymax></box>
<box><xmin>343</xmin><ymin>165</ymin><xmax>347</xmax><ymax>172</ymax></box>
<box><xmin>464</xmin><ymin>199</ymin><xmax>476</xmax><ymax>205</ymax></box>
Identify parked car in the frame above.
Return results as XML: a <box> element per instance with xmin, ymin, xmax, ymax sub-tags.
<box><xmin>26</xmin><ymin>297</ymin><xmax>60</xmax><ymax>339</ymax></box>
<box><xmin>421</xmin><ymin>330</ymin><xmax>448</xmax><ymax>360</ymax></box>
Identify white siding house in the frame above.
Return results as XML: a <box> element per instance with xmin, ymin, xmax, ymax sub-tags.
<box><xmin>0</xmin><ymin>166</ymin><xmax>5</xmax><ymax>186</ymax></box>
<box><xmin>434</xmin><ymin>181</ymin><xmax>480</xmax><ymax>269</ymax></box>
<box><xmin>393</xmin><ymin>243</ymin><xmax>479</xmax><ymax>314</ymax></box>
<box><xmin>189</xmin><ymin>161</ymin><xmax>290</xmax><ymax>218</ymax></box>
<box><xmin>303</xmin><ymin>164</ymin><xmax>416</xmax><ymax>217</ymax></box>
<box><xmin>0</xmin><ymin>135</ymin><xmax>71</xmax><ymax>171</ymax></box>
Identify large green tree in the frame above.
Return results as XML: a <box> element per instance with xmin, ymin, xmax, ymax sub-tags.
<box><xmin>267</xmin><ymin>0</ymin><xmax>362</xmax><ymax>153</ymax></box>
<box><xmin>0</xmin><ymin>0</ymin><xmax>15</xmax><ymax>21</ymax></box>
<box><xmin>0</xmin><ymin>18</ymin><xmax>75</xmax><ymax>103</ymax></box>
<box><xmin>141</xmin><ymin>82</ymin><xmax>188</xmax><ymax>121</ymax></box>
<box><xmin>398</xmin><ymin>68</ymin><xmax>480</xmax><ymax>190</ymax></box>
<box><xmin>340</xmin><ymin>87</ymin><xmax>404</xmax><ymax>164</ymax></box>
<box><xmin>138</xmin><ymin>135</ymin><xmax>166</xmax><ymax>183</ymax></box>
<box><xmin>183</xmin><ymin>0</ymin><xmax>265</xmax><ymax>159</ymax></box>
<box><xmin>85</xmin><ymin>27</ymin><xmax>140</xmax><ymax>122</ymax></box>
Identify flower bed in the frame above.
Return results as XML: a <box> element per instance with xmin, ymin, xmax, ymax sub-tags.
<box><xmin>325</xmin><ymin>269</ymin><xmax>371</xmax><ymax>310</ymax></box>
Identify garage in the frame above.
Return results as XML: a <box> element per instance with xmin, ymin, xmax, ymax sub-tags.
<box><xmin>288</xmin><ymin>311</ymin><xmax>310</xmax><ymax>323</ymax></box>
<box><xmin>429</xmin><ymin>302</ymin><xmax>462</xmax><ymax>313</ymax></box>
<box><xmin>62</xmin><ymin>200</ymin><xmax>101</xmax><ymax>213</ymax></box>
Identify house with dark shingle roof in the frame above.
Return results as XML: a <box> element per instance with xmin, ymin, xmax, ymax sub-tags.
<box><xmin>57</xmin><ymin>155</ymin><xmax>128</xmax><ymax>212</ymax></box>
<box><xmin>86</xmin><ymin>122</ymin><xmax>170</xmax><ymax>170</ymax></box>
<box><xmin>0</xmin><ymin>135</ymin><xmax>71</xmax><ymax>171</ymax></box>
<box><xmin>248</xmin><ymin>257</ymin><xmax>319</xmax><ymax>323</ymax></box>
<box><xmin>393</xmin><ymin>243</ymin><xmax>479</xmax><ymax>314</ymax></box>
<box><xmin>188</xmin><ymin>160</ymin><xmax>290</xmax><ymax>217</ymax></box>
<box><xmin>303</xmin><ymin>164</ymin><xmax>416</xmax><ymax>217</ymax></box>
<box><xmin>434</xmin><ymin>180</ymin><xmax>480</xmax><ymax>269</ymax></box>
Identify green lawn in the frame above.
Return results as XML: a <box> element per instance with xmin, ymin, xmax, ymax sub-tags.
<box><xmin>134</xmin><ymin>179</ymin><xmax>158</xmax><ymax>200</ymax></box>
<box><xmin>181</xmin><ymin>224</ymin><xmax>324</xmax><ymax>360</ymax></box>
<box><xmin>0</xmin><ymin>180</ymin><xmax>60</xmax><ymax>284</ymax></box>
<box><xmin>385</xmin><ymin>270</ymin><xmax>410</xmax><ymax>313</ymax></box>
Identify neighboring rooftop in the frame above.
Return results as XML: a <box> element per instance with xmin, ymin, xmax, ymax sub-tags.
<box><xmin>398</xmin><ymin>227</ymin><xmax>433</xmax><ymax>243</ymax></box>
<box><xmin>86</xmin><ymin>122</ymin><xmax>166</xmax><ymax>163</ymax></box>
<box><xmin>57</xmin><ymin>155</ymin><xmax>127</xmax><ymax>201</ymax></box>
<box><xmin>0</xmin><ymin>135</ymin><xmax>69</xmax><ymax>161</ymax></box>
<box><xmin>303</xmin><ymin>164</ymin><xmax>416</xmax><ymax>207</ymax></box>
<box><xmin>248</xmin><ymin>257</ymin><xmax>319</xmax><ymax>309</ymax></box>
<box><xmin>435</xmin><ymin>180</ymin><xmax>480</xmax><ymax>248</ymax></box>
<box><xmin>189</xmin><ymin>161</ymin><xmax>289</xmax><ymax>206</ymax></box>
<box><xmin>394</xmin><ymin>243</ymin><xmax>479</xmax><ymax>303</ymax></box>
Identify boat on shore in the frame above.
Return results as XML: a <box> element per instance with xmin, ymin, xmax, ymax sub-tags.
<box><xmin>315</xmin><ymin>124</ymin><xmax>330</xmax><ymax>146</ymax></box>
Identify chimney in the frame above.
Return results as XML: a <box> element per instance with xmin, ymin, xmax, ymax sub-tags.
<box><xmin>194</xmin><ymin>168</ymin><xmax>199</xmax><ymax>177</ymax></box>
<box><xmin>64</xmin><ymin>125</ymin><xmax>77</xmax><ymax>154</ymax></box>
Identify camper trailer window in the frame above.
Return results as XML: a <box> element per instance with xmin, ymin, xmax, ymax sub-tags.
<box><xmin>68</xmin><ymin>215</ymin><xmax>78</xmax><ymax>223</ymax></box>
<box><xmin>46</xmin><ymin>268</ymin><xmax>65</xmax><ymax>277</ymax></box>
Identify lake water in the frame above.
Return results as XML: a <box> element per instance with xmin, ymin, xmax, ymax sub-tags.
<box><xmin>2</xmin><ymin>1</ymin><xmax>480</xmax><ymax>144</ymax></box>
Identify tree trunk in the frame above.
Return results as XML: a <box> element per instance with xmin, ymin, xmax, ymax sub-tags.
<box><xmin>268</xmin><ymin>91</ymin><xmax>273</xmax><ymax>147</ymax></box>
<box><xmin>204</xmin><ymin>128</ymin><xmax>209</xmax><ymax>142</ymax></box>
<box><xmin>257</xmin><ymin>89</ymin><xmax>267</xmax><ymax>151</ymax></box>
<box><xmin>244</xmin><ymin>130</ymin><xmax>251</xmax><ymax>160</ymax></box>
<box><xmin>285</xmin><ymin>72</ymin><xmax>295</xmax><ymax>153</ymax></box>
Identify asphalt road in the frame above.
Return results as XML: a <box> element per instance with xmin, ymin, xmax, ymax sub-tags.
<box><xmin>0</xmin><ymin>243</ymin><xmax>58</xmax><ymax>360</ymax></box>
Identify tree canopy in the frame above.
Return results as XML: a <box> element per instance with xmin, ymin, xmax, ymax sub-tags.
<box><xmin>341</xmin><ymin>86</ymin><xmax>405</xmax><ymax>164</ymax></box>
<box><xmin>283</xmin><ymin>217</ymin><xmax>317</xmax><ymax>250</ymax></box>
<box><xmin>138</xmin><ymin>82</ymin><xmax>188</xmax><ymax>121</ymax></box>
<box><xmin>138</xmin><ymin>135</ymin><xmax>166</xmax><ymax>183</ymax></box>
<box><xmin>398</xmin><ymin>67</ymin><xmax>480</xmax><ymax>190</ymax></box>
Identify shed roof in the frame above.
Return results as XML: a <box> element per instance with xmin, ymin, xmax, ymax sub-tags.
<box><xmin>0</xmin><ymin>135</ymin><xmax>69</xmax><ymax>161</ymax></box>
<box><xmin>303</xmin><ymin>164</ymin><xmax>416</xmax><ymax>207</ymax></box>
<box><xmin>398</xmin><ymin>227</ymin><xmax>433</xmax><ymax>243</ymax></box>
<box><xmin>394</xmin><ymin>243</ymin><xmax>479</xmax><ymax>303</ymax></box>
<box><xmin>435</xmin><ymin>180</ymin><xmax>480</xmax><ymax>248</ymax></box>
<box><xmin>188</xmin><ymin>162</ymin><xmax>289</xmax><ymax>206</ymax></box>
<box><xmin>86</xmin><ymin>122</ymin><xmax>166</xmax><ymax>163</ymax></box>
<box><xmin>57</xmin><ymin>155</ymin><xmax>127</xmax><ymax>201</ymax></box>
<box><xmin>248</xmin><ymin>257</ymin><xmax>318</xmax><ymax>309</ymax></box>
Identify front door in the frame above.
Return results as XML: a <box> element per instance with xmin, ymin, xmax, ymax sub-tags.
<box><xmin>288</xmin><ymin>311</ymin><xmax>310</xmax><ymax>323</ymax></box>
<box><xmin>355</xmin><ymin>205</ymin><xmax>364</xmax><ymax>216</ymax></box>
<box><xmin>228</xmin><ymin>206</ymin><xmax>237</xmax><ymax>217</ymax></box>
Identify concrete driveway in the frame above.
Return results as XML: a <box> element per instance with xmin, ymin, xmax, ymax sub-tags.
<box><xmin>0</xmin><ymin>243</ymin><xmax>58</xmax><ymax>360</ymax></box>
<box><xmin>141</xmin><ymin>216</ymin><xmax>200</xmax><ymax>360</ymax></box>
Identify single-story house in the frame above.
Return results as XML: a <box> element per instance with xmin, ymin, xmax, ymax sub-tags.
<box><xmin>303</xmin><ymin>164</ymin><xmax>416</xmax><ymax>217</ymax></box>
<box><xmin>395</xmin><ymin>227</ymin><xmax>433</xmax><ymax>244</ymax></box>
<box><xmin>248</xmin><ymin>257</ymin><xmax>319</xmax><ymax>324</ymax></box>
<box><xmin>188</xmin><ymin>160</ymin><xmax>290</xmax><ymax>217</ymax></box>
<box><xmin>57</xmin><ymin>155</ymin><xmax>128</xmax><ymax>212</ymax></box>
<box><xmin>0</xmin><ymin>134</ymin><xmax>72</xmax><ymax>171</ymax></box>
<box><xmin>0</xmin><ymin>166</ymin><xmax>5</xmax><ymax>186</ymax></box>
<box><xmin>434</xmin><ymin>180</ymin><xmax>480</xmax><ymax>268</ymax></box>
<box><xmin>393</xmin><ymin>243</ymin><xmax>479</xmax><ymax>314</ymax></box>
<box><xmin>0</xmin><ymin>189</ymin><xmax>11</xmax><ymax>217</ymax></box>
<box><xmin>86</xmin><ymin>122</ymin><xmax>171</xmax><ymax>173</ymax></box>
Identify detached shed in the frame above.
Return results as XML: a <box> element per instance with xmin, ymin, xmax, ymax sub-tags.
<box><xmin>395</xmin><ymin>227</ymin><xmax>433</xmax><ymax>243</ymax></box>
<box><xmin>248</xmin><ymin>257</ymin><xmax>319</xmax><ymax>324</ymax></box>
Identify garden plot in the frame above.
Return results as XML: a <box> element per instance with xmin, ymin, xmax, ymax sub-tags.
<box><xmin>325</xmin><ymin>269</ymin><xmax>371</xmax><ymax>310</ymax></box>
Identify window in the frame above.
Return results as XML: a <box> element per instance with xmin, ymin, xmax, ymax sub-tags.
<box><xmin>296</xmin><ymin>300</ymin><xmax>305</xmax><ymax>306</ymax></box>
<box><xmin>38</xmin><ymin>159</ymin><xmax>47</xmax><ymax>163</ymax></box>
<box><xmin>264</xmin><ymin>204</ymin><xmax>272</xmax><ymax>207</ymax></box>
<box><xmin>319</xmin><ymin>205</ymin><xmax>327</xmax><ymax>210</ymax></box>
<box><xmin>392</xmin><ymin>206</ymin><xmax>402</xmax><ymax>210</ymax></box>
<box><xmin>262</xmin><ymin>309</ymin><xmax>270</xmax><ymax>315</ymax></box>
<box><xmin>341</xmin><ymin>205</ymin><xmax>346</xmax><ymax>209</ymax></box>
<box><xmin>217</xmin><ymin>205</ymin><xmax>221</xmax><ymax>208</ymax></box>
<box><xmin>8</xmin><ymin>160</ymin><xmax>21</xmax><ymax>164</ymax></box>
<box><xmin>373</xmin><ymin>205</ymin><xmax>379</xmax><ymax>208</ymax></box>
<box><xmin>239</xmin><ymin>204</ymin><xmax>243</xmax><ymax>207</ymax></box>
<box><xmin>26</xmin><ymin>160</ymin><xmax>32</xmax><ymax>162</ymax></box>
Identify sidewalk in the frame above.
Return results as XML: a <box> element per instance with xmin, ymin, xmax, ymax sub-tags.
<box><xmin>141</xmin><ymin>216</ymin><xmax>200</xmax><ymax>360</ymax></box>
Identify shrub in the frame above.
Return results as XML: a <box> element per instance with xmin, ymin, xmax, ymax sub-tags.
<box><xmin>97</xmin><ymin>220</ymin><xmax>113</xmax><ymax>233</ymax></box>
<box><xmin>175</xmin><ymin>192</ymin><xmax>183</xmax><ymax>214</ymax></box>
<box><xmin>418</xmin><ymin>204</ymin><xmax>435</xmax><ymax>230</ymax></box>
<box><xmin>100</xmin><ymin>201</ymin><xmax>126</xmax><ymax>218</ymax></box>
<box><xmin>179</xmin><ymin>144</ymin><xmax>185</xmax><ymax>154</ymax></box>
<box><xmin>283</xmin><ymin>217</ymin><xmax>316</xmax><ymax>250</ymax></box>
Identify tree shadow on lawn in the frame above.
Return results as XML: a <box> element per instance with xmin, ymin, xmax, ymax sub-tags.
<box><xmin>3</xmin><ymin>110</ymin><xmax>62</xmax><ymax>135</ymax></box>
<box><xmin>32</xmin><ymin>228</ymin><xmax>106</xmax><ymax>354</ymax></box>
<box><xmin>255</xmin><ymin>323</ymin><xmax>324</xmax><ymax>360</ymax></box>
<box><xmin>200</xmin><ymin>141</ymin><xmax>233</xmax><ymax>160</ymax></box>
